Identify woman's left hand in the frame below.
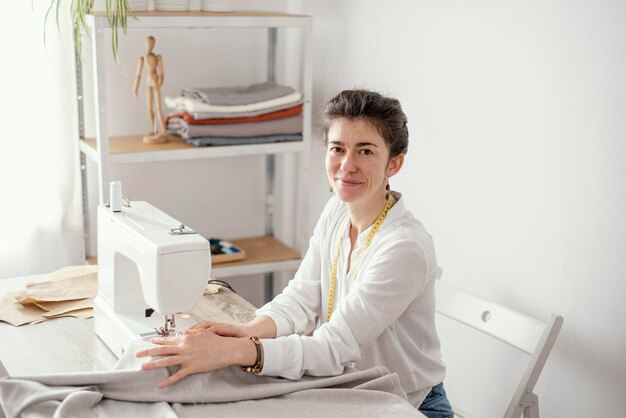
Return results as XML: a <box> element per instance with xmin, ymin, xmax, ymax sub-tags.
<box><xmin>135</xmin><ymin>330</ymin><xmax>246</xmax><ymax>388</ymax></box>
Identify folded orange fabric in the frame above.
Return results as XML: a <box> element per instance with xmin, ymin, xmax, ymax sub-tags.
<box><xmin>167</xmin><ymin>104</ymin><xmax>303</xmax><ymax>125</ymax></box>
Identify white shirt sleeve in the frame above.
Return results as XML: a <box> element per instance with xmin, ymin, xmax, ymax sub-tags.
<box><xmin>259</xmin><ymin>228</ymin><xmax>431</xmax><ymax>380</ymax></box>
<box><xmin>254</xmin><ymin>198</ymin><xmax>337</xmax><ymax>338</ymax></box>
<box><xmin>255</xmin><ymin>231</ymin><xmax>322</xmax><ymax>338</ymax></box>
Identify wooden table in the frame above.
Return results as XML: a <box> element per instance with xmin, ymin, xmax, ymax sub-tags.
<box><xmin>0</xmin><ymin>274</ymin><xmax>255</xmax><ymax>377</ymax></box>
<box><xmin>0</xmin><ymin>274</ymin><xmax>425</xmax><ymax>418</ymax></box>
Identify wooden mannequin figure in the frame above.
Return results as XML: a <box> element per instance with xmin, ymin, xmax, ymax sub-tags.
<box><xmin>133</xmin><ymin>36</ymin><xmax>169</xmax><ymax>144</ymax></box>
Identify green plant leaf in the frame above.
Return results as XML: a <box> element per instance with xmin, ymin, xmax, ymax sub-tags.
<box><xmin>43</xmin><ymin>0</ymin><xmax>131</xmax><ymax>63</ymax></box>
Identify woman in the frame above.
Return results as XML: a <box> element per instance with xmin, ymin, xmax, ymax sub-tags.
<box><xmin>137</xmin><ymin>89</ymin><xmax>453</xmax><ymax>417</ymax></box>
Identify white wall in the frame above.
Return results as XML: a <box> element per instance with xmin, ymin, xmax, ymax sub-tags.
<box><xmin>304</xmin><ymin>0</ymin><xmax>626</xmax><ymax>416</ymax></box>
<box><xmin>0</xmin><ymin>1</ymin><xmax>84</xmax><ymax>278</ymax></box>
<box><xmin>80</xmin><ymin>0</ymin><xmax>625</xmax><ymax>414</ymax></box>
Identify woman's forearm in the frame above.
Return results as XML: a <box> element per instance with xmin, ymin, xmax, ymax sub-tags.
<box><xmin>246</xmin><ymin>315</ymin><xmax>277</xmax><ymax>339</ymax></box>
<box><xmin>232</xmin><ymin>336</ymin><xmax>259</xmax><ymax>367</ymax></box>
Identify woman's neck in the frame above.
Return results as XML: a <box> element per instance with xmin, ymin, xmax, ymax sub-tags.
<box><xmin>346</xmin><ymin>195</ymin><xmax>389</xmax><ymax>236</ymax></box>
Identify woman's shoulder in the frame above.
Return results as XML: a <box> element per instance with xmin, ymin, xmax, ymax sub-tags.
<box><xmin>319</xmin><ymin>194</ymin><xmax>348</xmax><ymax>221</ymax></box>
<box><xmin>308</xmin><ymin>194</ymin><xmax>348</xmax><ymax>239</ymax></box>
<box><xmin>383</xmin><ymin>197</ymin><xmax>437</xmax><ymax>256</ymax></box>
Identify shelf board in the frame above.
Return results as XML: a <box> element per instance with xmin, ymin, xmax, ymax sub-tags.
<box><xmin>87</xmin><ymin>10</ymin><xmax>311</xmax><ymax>29</ymax></box>
<box><xmin>218</xmin><ymin>235</ymin><xmax>300</xmax><ymax>266</ymax></box>
<box><xmin>84</xmin><ymin>235</ymin><xmax>301</xmax><ymax>278</ymax></box>
<box><xmin>90</xmin><ymin>10</ymin><xmax>306</xmax><ymax>18</ymax></box>
<box><xmin>80</xmin><ymin>135</ymin><xmax>304</xmax><ymax>164</ymax></box>
<box><xmin>212</xmin><ymin>235</ymin><xmax>301</xmax><ymax>278</ymax></box>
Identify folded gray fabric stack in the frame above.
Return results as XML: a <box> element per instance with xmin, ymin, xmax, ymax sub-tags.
<box><xmin>185</xmin><ymin>134</ymin><xmax>302</xmax><ymax>147</ymax></box>
<box><xmin>0</xmin><ymin>339</ymin><xmax>422</xmax><ymax>417</ymax></box>
<box><xmin>181</xmin><ymin>82</ymin><xmax>294</xmax><ymax>106</ymax></box>
<box><xmin>166</xmin><ymin>82</ymin><xmax>304</xmax><ymax>147</ymax></box>
<box><xmin>168</xmin><ymin>115</ymin><xmax>303</xmax><ymax>139</ymax></box>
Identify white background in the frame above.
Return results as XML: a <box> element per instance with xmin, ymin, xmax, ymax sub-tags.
<box><xmin>11</xmin><ymin>0</ymin><xmax>625</xmax><ymax>415</ymax></box>
<box><xmin>302</xmin><ymin>1</ymin><xmax>626</xmax><ymax>416</ymax></box>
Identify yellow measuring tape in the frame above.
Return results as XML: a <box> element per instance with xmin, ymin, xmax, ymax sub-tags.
<box><xmin>327</xmin><ymin>193</ymin><xmax>394</xmax><ymax>321</ymax></box>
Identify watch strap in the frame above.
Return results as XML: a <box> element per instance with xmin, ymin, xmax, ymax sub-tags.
<box><xmin>241</xmin><ymin>336</ymin><xmax>264</xmax><ymax>374</ymax></box>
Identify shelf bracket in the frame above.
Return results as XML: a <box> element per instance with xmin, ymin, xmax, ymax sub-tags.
<box><xmin>267</xmin><ymin>27</ymin><xmax>277</xmax><ymax>83</ymax></box>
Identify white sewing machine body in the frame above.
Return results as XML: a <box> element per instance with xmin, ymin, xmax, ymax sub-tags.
<box><xmin>95</xmin><ymin>201</ymin><xmax>210</xmax><ymax>358</ymax></box>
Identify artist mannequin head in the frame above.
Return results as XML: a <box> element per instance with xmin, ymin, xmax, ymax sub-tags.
<box><xmin>146</xmin><ymin>36</ymin><xmax>155</xmax><ymax>52</ymax></box>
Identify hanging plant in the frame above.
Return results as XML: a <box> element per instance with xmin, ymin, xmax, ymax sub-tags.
<box><xmin>45</xmin><ymin>0</ymin><xmax>135</xmax><ymax>62</ymax></box>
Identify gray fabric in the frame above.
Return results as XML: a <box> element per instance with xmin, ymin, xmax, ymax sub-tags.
<box><xmin>0</xmin><ymin>339</ymin><xmax>421</xmax><ymax>418</ymax></box>
<box><xmin>185</xmin><ymin>134</ymin><xmax>302</xmax><ymax>147</ymax></box>
<box><xmin>95</xmin><ymin>400</ymin><xmax>177</xmax><ymax>418</ymax></box>
<box><xmin>181</xmin><ymin>82</ymin><xmax>294</xmax><ymax>106</ymax></box>
<box><xmin>173</xmin><ymin>389</ymin><xmax>421</xmax><ymax>418</ymax></box>
<box><xmin>188</xmin><ymin>99</ymin><xmax>303</xmax><ymax>120</ymax></box>
<box><xmin>168</xmin><ymin>115</ymin><xmax>303</xmax><ymax>139</ymax></box>
<box><xmin>0</xmin><ymin>380</ymin><xmax>102</xmax><ymax>418</ymax></box>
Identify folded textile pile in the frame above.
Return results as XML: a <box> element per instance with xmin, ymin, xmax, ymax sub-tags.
<box><xmin>165</xmin><ymin>82</ymin><xmax>304</xmax><ymax>146</ymax></box>
<box><xmin>0</xmin><ymin>339</ymin><xmax>422</xmax><ymax>417</ymax></box>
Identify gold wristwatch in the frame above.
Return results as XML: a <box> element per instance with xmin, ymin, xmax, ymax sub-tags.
<box><xmin>241</xmin><ymin>336</ymin><xmax>264</xmax><ymax>374</ymax></box>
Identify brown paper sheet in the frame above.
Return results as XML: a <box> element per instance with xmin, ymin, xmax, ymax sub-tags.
<box><xmin>44</xmin><ymin>307</ymin><xmax>93</xmax><ymax>319</ymax></box>
<box><xmin>0</xmin><ymin>265</ymin><xmax>98</xmax><ymax>326</ymax></box>
<box><xmin>38</xmin><ymin>298</ymin><xmax>92</xmax><ymax>318</ymax></box>
<box><xmin>2</xmin><ymin>266</ymin><xmax>253</xmax><ymax>327</ymax></box>
<box><xmin>0</xmin><ymin>291</ymin><xmax>44</xmax><ymax>326</ymax></box>
<box><xmin>18</xmin><ymin>265</ymin><xmax>98</xmax><ymax>304</ymax></box>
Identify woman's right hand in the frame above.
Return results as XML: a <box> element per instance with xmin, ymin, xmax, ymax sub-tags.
<box><xmin>186</xmin><ymin>321</ymin><xmax>252</xmax><ymax>338</ymax></box>
<box><xmin>187</xmin><ymin>315</ymin><xmax>277</xmax><ymax>339</ymax></box>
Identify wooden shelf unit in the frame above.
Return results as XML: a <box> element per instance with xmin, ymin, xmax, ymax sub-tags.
<box><xmin>77</xmin><ymin>11</ymin><xmax>312</xmax><ymax>301</ymax></box>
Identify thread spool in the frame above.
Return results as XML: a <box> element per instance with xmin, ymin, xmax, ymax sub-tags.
<box><xmin>110</xmin><ymin>181</ymin><xmax>122</xmax><ymax>212</ymax></box>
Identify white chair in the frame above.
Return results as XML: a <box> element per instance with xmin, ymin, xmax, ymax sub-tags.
<box><xmin>435</xmin><ymin>280</ymin><xmax>563</xmax><ymax>418</ymax></box>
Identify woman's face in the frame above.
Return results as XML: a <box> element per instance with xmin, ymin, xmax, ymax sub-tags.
<box><xmin>325</xmin><ymin>118</ymin><xmax>403</xmax><ymax>206</ymax></box>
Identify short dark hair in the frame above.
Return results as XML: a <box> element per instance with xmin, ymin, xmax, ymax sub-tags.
<box><xmin>319</xmin><ymin>89</ymin><xmax>409</xmax><ymax>158</ymax></box>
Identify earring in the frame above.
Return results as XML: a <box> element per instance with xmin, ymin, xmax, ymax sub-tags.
<box><xmin>385</xmin><ymin>183</ymin><xmax>390</xmax><ymax>199</ymax></box>
<box><xmin>329</xmin><ymin>186</ymin><xmax>333</xmax><ymax>193</ymax></box>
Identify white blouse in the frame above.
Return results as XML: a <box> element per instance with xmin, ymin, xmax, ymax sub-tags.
<box><xmin>255</xmin><ymin>192</ymin><xmax>446</xmax><ymax>405</ymax></box>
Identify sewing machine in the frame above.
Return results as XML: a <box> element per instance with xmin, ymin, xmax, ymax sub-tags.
<box><xmin>94</xmin><ymin>200</ymin><xmax>210</xmax><ymax>358</ymax></box>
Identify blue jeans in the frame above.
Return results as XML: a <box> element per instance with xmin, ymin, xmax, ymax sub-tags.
<box><xmin>418</xmin><ymin>382</ymin><xmax>453</xmax><ymax>418</ymax></box>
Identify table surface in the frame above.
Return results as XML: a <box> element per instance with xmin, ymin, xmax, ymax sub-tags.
<box><xmin>0</xmin><ymin>274</ymin><xmax>253</xmax><ymax>376</ymax></box>
<box><xmin>0</xmin><ymin>275</ymin><xmax>116</xmax><ymax>376</ymax></box>
<box><xmin>0</xmin><ymin>274</ymin><xmax>425</xmax><ymax>418</ymax></box>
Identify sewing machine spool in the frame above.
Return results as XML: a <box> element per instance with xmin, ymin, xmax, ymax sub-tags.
<box><xmin>110</xmin><ymin>181</ymin><xmax>122</xmax><ymax>212</ymax></box>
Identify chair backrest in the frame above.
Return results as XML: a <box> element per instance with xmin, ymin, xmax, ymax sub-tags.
<box><xmin>435</xmin><ymin>280</ymin><xmax>563</xmax><ymax>418</ymax></box>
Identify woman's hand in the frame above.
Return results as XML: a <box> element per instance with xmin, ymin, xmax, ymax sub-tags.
<box><xmin>135</xmin><ymin>331</ymin><xmax>256</xmax><ymax>388</ymax></box>
<box><xmin>187</xmin><ymin>316</ymin><xmax>278</xmax><ymax>339</ymax></box>
<box><xmin>186</xmin><ymin>321</ymin><xmax>253</xmax><ymax>338</ymax></box>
